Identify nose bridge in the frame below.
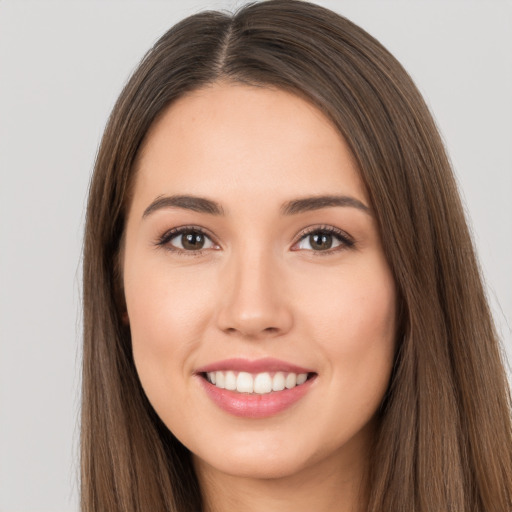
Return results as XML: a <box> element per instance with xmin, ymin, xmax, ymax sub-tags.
<box><xmin>216</xmin><ymin>242</ymin><xmax>292</xmax><ymax>338</ymax></box>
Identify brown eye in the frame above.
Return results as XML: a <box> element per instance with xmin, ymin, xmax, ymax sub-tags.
<box><xmin>168</xmin><ymin>230</ymin><xmax>215</xmax><ymax>251</ymax></box>
<box><xmin>308</xmin><ymin>233</ymin><xmax>333</xmax><ymax>251</ymax></box>
<box><xmin>294</xmin><ymin>228</ymin><xmax>353</xmax><ymax>252</ymax></box>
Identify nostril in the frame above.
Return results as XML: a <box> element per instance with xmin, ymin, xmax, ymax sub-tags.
<box><xmin>222</xmin><ymin>325</ymin><xmax>281</xmax><ymax>337</ymax></box>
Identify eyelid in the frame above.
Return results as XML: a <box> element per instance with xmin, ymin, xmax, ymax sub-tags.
<box><xmin>155</xmin><ymin>225</ymin><xmax>220</xmax><ymax>254</ymax></box>
<box><xmin>291</xmin><ymin>225</ymin><xmax>355</xmax><ymax>252</ymax></box>
<box><xmin>154</xmin><ymin>224</ymin><xmax>354</xmax><ymax>255</ymax></box>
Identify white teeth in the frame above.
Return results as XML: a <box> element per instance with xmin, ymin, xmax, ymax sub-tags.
<box><xmin>285</xmin><ymin>373</ymin><xmax>297</xmax><ymax>389</ymax></box>
<box><xmin>225</xmin><ymin>371</ymin><xmax>237</xmax><ymax>391</ymax></box>
<box><xmin>236</xmin><ymin>372</ymin><xmax>253</xmax><ymax>393</ymax></box>
<box><xmin>206</xmin><ymin>370</ymin><xmax>310</xmax><ymax>394</ymax></box>
<box><xmin>215</xmin><ymin>371</ymin><xmax>225</xmax><ymax>389</ymax></box>
<box><xmin>296</xmin><ymin>373</ymin><xmax>308</xmax><ymax>385</ymax></box>
<box><xmin>272</xmin><ymin>372</ymin><xmax>285</xmax><ymax>391</ymax></box>
<box><xmin>254</xmin><ymin>372</ymin><xmax>272</xmax><ymax>394</ymax></box>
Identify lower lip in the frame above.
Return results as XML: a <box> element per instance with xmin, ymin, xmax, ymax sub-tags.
<box><xmin>197</xmin><ymin>375</ymin><xmax>316</xmax><ymax>418</ymax></box>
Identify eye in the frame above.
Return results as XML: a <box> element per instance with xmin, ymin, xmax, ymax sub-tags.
<box><xmin>157</xmin><ymin>227</ymin><xmax>218</xmax><ymax>252</ymax></box>
<box><xmin>171</xmin><ymin>230</ymin><xmax>214</xmax><ymax>251</ymax></box>
<box><xmin>293</xmin><ymin>227</ymin><xmax>354</xmax><ymax>253</ymax></box>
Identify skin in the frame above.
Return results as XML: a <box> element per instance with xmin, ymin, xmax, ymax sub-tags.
<box><xmin>122</xmin><ymin>82</ymin><xmax>397</xmax><ymax>512</ymax></box>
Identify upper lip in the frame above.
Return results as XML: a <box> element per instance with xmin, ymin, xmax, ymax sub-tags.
<box><xmin>195</xmin><ymin>357</ymin><xmax>314</xmax><ymax>375</ymax></box>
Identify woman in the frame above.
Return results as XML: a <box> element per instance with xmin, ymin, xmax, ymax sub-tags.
<box><xmin>81</xmin><ymin>1</ymin><xmax>512</xmax><ymax>510</ymax></box>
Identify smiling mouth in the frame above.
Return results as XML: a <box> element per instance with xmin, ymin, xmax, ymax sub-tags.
<box><xmin>196</xmin><ymin>359</ymin><xmax>317</xmax><ymax>417</ymax></box>
<box><xmin>202</xmin><ymin>371</ymin><xmax>315</xmax><ymax>395</ymax></box>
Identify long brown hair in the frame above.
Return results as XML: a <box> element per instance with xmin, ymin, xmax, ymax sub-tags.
<box><xmin>82</xmin><ymin>1</ymin><xmax>512</xmax><ymax>510</ymax></box>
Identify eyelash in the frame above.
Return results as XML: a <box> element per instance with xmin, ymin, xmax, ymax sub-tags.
<box><xmin>155</xmin><ymin>224</ymin><xmax>355</xmax><ymax>256</ymax></box>
<box><xmin>155</xmin><ymin>225</ymin><xmax>219</xmax><ymax>257</ymax></box>
<box><xmin>292</xmin><ymin>225</ymin><xmax>355</xmax><ymax>255</ymax></box>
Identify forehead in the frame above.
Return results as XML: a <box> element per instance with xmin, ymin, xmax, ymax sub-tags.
<box><xmin>133</xmin><ymin>82</ymin><xmax>367</xmax><ymax>208</ymax></box>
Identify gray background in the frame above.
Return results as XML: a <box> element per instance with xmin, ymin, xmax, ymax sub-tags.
<box><xmin>0</xmin><ymin>1</ymin><xmax>511</xmax><ymax>510</ymax></box>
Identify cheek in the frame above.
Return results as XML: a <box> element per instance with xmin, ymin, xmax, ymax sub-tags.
<box><xmin>301</xmin><ymin>255</ymin><xmax>395</xmax><ymax>333</ymax></box>
<box><xmin>124</xmin><ymin>265</ymin><xmax>216</xmax><ymax>435</ymax></box>
<box><xmin>126</xmin><ymin>257</ymin><xmax>212</xmax><ymax>342</ymax></box>
<box><xmin>124</xmin><ymin>255</ymin><xmax>216</xmax><ymax>397</ymax></box>
<box><xmin>297</xmin><ymin>255</ymin><xmax>397</xmax><ymax>386</ymax></box>
<box><xmin>296</xmin><ymin>260</ymin><xmax>396</xmax><ymax>445</ymax></box>
<box><xmin>331</xmin><ymin>281</ymin><xmax>396</xmax><ymax>357</ymax></box>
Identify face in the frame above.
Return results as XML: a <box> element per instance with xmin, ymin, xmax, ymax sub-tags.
<box><xmin>123</xmin><ymin>83</ymin><xmax>396</xmax><ymax>482</ymax></box>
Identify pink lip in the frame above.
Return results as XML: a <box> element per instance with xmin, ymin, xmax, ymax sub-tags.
<box><xmin>195</xmin><ymin>357</ymin><xmax>313</xmax><ymax>374</ymax></box>
<box><xmin>195</xmin><ymin>358</ymin><xmax>317</xmax><ymax>419</ymax></box>
<box><xmin>197</xmin><ymin>377</ymin><xmax>316</xmax><ymax>418</ymax></box>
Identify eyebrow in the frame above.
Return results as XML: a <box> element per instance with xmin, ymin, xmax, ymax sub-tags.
<box><xmin>142</xmin><ymin>193</ymin><xmax>370</xmax><ymax>219</ymax></box>
<box><xmin>142</xmin><ymin>195</ymin><xmax>225</xmax><ymax>218</ymax></box>
<box><xmin>280</xmin><ymin>195</ymin><xmax>370</xmax><ymax>215</ymax></box>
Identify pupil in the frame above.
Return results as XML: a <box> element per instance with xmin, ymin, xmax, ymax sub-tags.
<box><xmin>311</xmin><ymin>233</ymin><xmax>332</xmax><ymax>250</ymax></box>
<box><xmin>182</xmin><ymin>232</ymin><xmax>204</xmax><ymax>250</ymax></box>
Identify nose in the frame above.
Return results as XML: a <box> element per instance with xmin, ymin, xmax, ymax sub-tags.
<box><xmin>215</xmin><ymin>249</ymin><xmax>294</xmax><ymax>339</ymax></box>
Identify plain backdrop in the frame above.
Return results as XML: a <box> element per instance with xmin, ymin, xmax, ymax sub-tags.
<box><xmin>0</xmin><ymin>1</ymin><xmax>511</xmax><ymax>510</ymax></box>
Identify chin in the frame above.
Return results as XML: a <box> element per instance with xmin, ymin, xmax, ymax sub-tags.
<box><xmin>193</xmin><ymin>446</ymin><xmax>312</xmax><ymax>480</ymax></box>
